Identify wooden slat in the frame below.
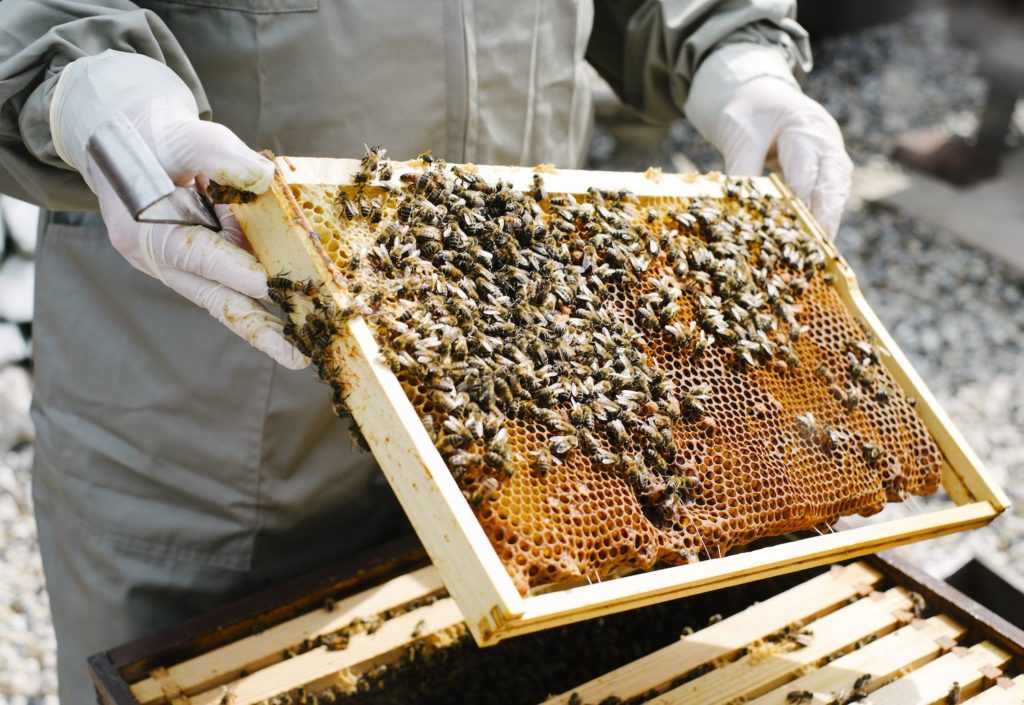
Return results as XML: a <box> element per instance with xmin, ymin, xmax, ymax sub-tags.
<box><xmin>746</xmin><ymin>615</ymin><xmax>966</xmax><ymax>705</ymax></box>
<box><xmin>542</xmin><ymin>562</ymin><xmax>882</xmax><ymax>705</ymax></box>
<box><xmin>509</xmin><ymin>503</ymin><xmax>995</xmax><ymax>642</ymax></box>
<box><xmin>648</xmin><ymin>588</ymin><xmax>913</xmax><ymax>705</ymax></box>
<box><xmin>187</xmin><ymin>598</ymin><xmax>464</xmax><ymax>705</ymax></box>
<box><xmin>110</xmin><ymin>536</ymin><xmax>427</xmax><ymax>682</ymax></box>
<box><xmin>865</xmin><ymin>642</ymin><xmax>1010</xmax><ymax>705</ymax></box>
<box><xmin>274</xmin><ymin>157</ymin><xmax>773</xmax><ymax>200</ymax></box>
<box><xmin>962</xmin><ymin>674</ymin><xmax>1024</xmax><ymax>705</ymax></box>
<box><xmin>873</xmin><ymin>552</ymin><xmax>1024</xmax><ymax>664</ymax></box>
<box><xmin>232</xmin><ymin>170</ymin><xmax>329</xmax><ymax>291</ymax></box>
<box><xmin>88</xmin><ymin>653</ymin><xmax>140</xmax><ymax>705</ymax></box>
<box><xmin>130</xmin><ymin>566</ymin><xmax>444</xmax><ymax>704</ymax></box>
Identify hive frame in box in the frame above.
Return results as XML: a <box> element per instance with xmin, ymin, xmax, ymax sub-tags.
<box><xmin>230</xmin><ymin>156</ymin><xmax>1008</xmax><ymax>647</ymax></box>
<box><xmin>89</xmin><ymin>538</ymin><xmax>1024</xmax><ymax>705</ymax></box>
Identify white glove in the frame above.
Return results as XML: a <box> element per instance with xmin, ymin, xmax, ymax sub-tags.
<box><xmin>50</xmin><ymin>50</ymin><xmax>307</xmax><ymax>369</ymax></box>
<box><xmin>685</xmin><ymin>44</ymin><xmax>853</xmax><ymax>237</ymax></box>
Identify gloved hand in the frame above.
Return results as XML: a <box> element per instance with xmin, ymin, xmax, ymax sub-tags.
<box><xmin>685</xmin><ymin>44</ymin><xmax>853</xmax><ymax>237</ymax></box>
<box><xmin>50</xmin><ymin>50</ymin><xmax>307</xmax><ymax>369</ymax></box>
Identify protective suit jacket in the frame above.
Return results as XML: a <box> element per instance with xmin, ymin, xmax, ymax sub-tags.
<box><xmin>0</xmin><ymin>1</ymin><xmax>809</xmax><ymax>701</ymax></box>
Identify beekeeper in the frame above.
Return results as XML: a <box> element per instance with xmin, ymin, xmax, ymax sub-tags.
<box><xmin>0</xmin><ymin>1</ymin><xmax>851</xmax><ymax>700</ymax></box>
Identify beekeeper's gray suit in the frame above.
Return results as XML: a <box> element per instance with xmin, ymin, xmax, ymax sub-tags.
<box><xmin>0</xmin><ymin>1</ymin><xmax>809</xmax><ymax>701</ymax></box>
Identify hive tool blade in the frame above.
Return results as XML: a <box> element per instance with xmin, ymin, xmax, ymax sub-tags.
<box><xmin>85</xmin><ymin>112</ymin><xmax>221</xmax><ymax>231</ymax></box>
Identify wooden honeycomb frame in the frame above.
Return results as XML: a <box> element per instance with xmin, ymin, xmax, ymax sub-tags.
<box><xmin>230</xmin><ymin>156</ymin><xmax>1008</xmax><ymax>647</ymax></box>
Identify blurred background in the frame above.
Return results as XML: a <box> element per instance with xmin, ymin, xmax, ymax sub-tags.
<box><xmin>1</xmin><ymin>3</ymin><xmax>1022</xmax><ymax>703</ymax></box>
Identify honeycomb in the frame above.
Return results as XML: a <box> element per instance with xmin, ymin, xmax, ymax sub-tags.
<box><xmin>268</xmin><ymin>151</ymin><xmax>942</xmax><ymax>594</ymax></box>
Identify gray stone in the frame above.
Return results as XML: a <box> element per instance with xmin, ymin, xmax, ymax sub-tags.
<box><xmin>0</xmin><ymin>365</ymin><xmax>33</xmax><ymax>450</ymax></box>
<box><xmin>0</xmin><ymin>324</ymin><xmax>28</xmax><ymax>367</ymax></box>
<box><xmin>0</xmin><ymin>197</ymin><xmax>39</xmax><ymax>257</ymax></box>
<box><xmin>0</xmin><ymin>257</ymin><xmax>34</xmax><ymax>323</ymax></box>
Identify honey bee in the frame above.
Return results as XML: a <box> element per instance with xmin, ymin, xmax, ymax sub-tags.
<box><xmin>410</xmin><ymin>619</ymin><xmax>427</xmax><ymax>639</ymax></box>
<box><xmin>861</xmin><ymin>442</ymin><xmax>881</xmax><ymax>464</ymax></box>
<box><xmin>267</xmin><ymin>287</ymin><xmax>293</xmax><ymax>314</ymax></box>
<box><xmin>267</xmin><ymin>273</ymin><xmax>295</xmax><ymax>291</ymax></box>
<box><xmin>470</xmin><ymin>476</ymin><xmax>500</xmax><ymax>506</ymax></box>
<box><xmin>336</xmin><ymin>192</ymin><xmax>358</xmax><ymax>219</ymax></box>
<box><xmin>693</xmin><ymin>330</ymin><xmax>713</xmax><ymax>356</ymax></box>
<box><xmin>360</xmin><ymin>144</ymin><xmax>386</xmax><ymax>173</ymax></box>
<box><xmin>533</xmin><ymin>447</ymin><xmax>553</xmax><ymax>477</ymax></box>
<box><xmin>484</xmin><ymin>449</ymin><xmax>514</xmax><ymax>477</ymax></box>
<box><xmin>681</xmin><ymin>383</ymin><xmax>710</xmax><ymax>418</ymax></box>
<box><xmin>821</xmin><ymin>424</ymin><xmax>844</xmax><ymax>451</ymax></box>
<box><xmin>283</xmin><ymin>323</ymin><xmax>312</xmax><ymax>355</ymax></box>
<box><xmin>607</xmin><ymin>418</ymin><xmax>629</xmax><ymax>444</ymax></box>
<box><xmin>786</xmin><ymin>691</ymin><xmax>814</xmax><ymax>704</ymax></box>
<box><xmin>451</xmin><ymin>165</ymin><xmax>477</xmax><ymax>184</ymax></box>
<box><xmin>550</xmin><ymin>435</ymin><xmax>577</xmax><ymax>456</ymax></box>
<box><xmin>296</xmin><ymin>279</ymin><xmax>318</xmax><ymax>296</ymax></box>
<box><xmin>946</xmin><ymin>682</ymin><xmax>960</xmax><ymax>705</ymax></box>
<box><xmin>531</xmin><ymin>173</ymin><xmax>546</xmax><ymax>202</ymax></box>
<box><xmin>577</xmin><ymin>428</ymin><xmax>601</xmax><ymax>455</ymax></box>
<box><xmin>349</xmin><ymin>421</ymin><xmax>370</xmax><ymax>451</ymax></box>
<box><xmin>909</xmin><ymin>591</ymin><xmax>926</xmax><ymax>618</ymax></box>
<box><xmin>356</xmin><ymin>193</ymin><xmax>372</xmax><ymax>218</ymax></box>
<box><xmin>796</xmin><ymin>412</ymin><xmax>818</xmax><ymax>439</ymax></box>
<box><xmin>844</xmin><ymin>385</ymin><xmax>862</xmax><ymax>410</ymax></box>
<box><xmin>792</xmin><ymin>629</ymin><xmax>814</xmax><ymax>647</ymax></box>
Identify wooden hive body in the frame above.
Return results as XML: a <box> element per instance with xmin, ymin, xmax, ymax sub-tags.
<box><xmin>90</xmin><ymin>542</ymin><xmax>1024</xmax><ymax>705</ymax></box>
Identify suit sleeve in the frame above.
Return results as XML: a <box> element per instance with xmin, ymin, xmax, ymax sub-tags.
<box><xmin>588</xmin><ymin>0</ymin><xmax>812</xmax><ymax>123</ymax></box>
<box><xmin>0</xmin><ymin>0</ymin><xmax>211</xmax><ymax>209</ymax></box>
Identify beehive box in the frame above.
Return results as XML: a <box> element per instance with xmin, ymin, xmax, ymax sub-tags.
<box><xmin>226</xmin><ymin>155</ymin><xmax>1007</xmax><ymax>646</ymax></box>
<box><xmin>89</xmin><ymin>538</ymin><xmax>1024</xmax><ymax>705</ymax></box>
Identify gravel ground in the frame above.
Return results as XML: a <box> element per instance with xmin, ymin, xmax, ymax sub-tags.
<box><xmin>2</xmin><ymin>9</ymin><xmax>1022</xmax><ymax>703</ymax></box>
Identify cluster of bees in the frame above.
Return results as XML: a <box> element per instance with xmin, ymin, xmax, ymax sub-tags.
<box><xmin>794</xmin><ymin>327</ymin><xmax>906</xmax><ymax>463</ymax></box>
<box><xmin>254</xmin><ymin>593</ymin><xmax>453</xmax><ymax>705</ymax></box>
<box><xmin>266</xmin><ymin>274</ymin><xmax>372</xmax><ymax>449</ymax></box>
<box><xmin>277</xmin><ymin>593</ymin><xmax>445</xmax><ymax>661</ymax></box>
<box><xmin>267</xmin><ymin>145</ymin><xmax>875</xmax><ymax>529</ymax></box>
